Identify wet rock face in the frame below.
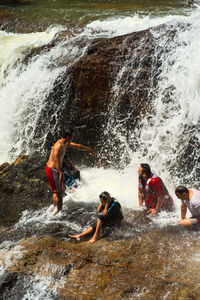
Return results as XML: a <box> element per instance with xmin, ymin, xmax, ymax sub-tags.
<box><xmin>71</xmin><ymin>31</ymin><xmax>159</xmax><ymax>166</ymax></box>
<box><xmin>27</xmin><ymin>28</ymin><xmax>162</xmax><ymax>167</ymax></box>
<box><xmin>0</xmin><ymin>18</ymin><xmax>175</xmax><ymax>166</ymax></box>
<box><xmin>0</xmin><ymin>154</ymin><xmax>50</xmax><ymax>226</ymax></box>
<box><xmin>1</xmin><ymin>228</ymin><xmax>200</xmax><ymax>300</ymax></box>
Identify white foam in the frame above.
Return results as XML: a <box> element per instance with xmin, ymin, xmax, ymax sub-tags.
<box><xmin>85</xmin><ymin>14</ymin><xmax>188</xmax><ymax>37</ymax></box>
<box><xmin>0</xmin><ymin>27</ymin><xmax>88</xmax><ymax>164</ymax></box>
<box><xmin>14</xmin><ymin>205</ymin><xmax>83</xmax><ymax>232</ymax></box>
<box><xmin>21</xmin><ymin>263</ymin><xmax>67</xmax><ymax>300</ymax></box>
<box><xmin>0</xmin><ymin>244</ymin><xmax>26</xmax><ymax>276</ymax></box>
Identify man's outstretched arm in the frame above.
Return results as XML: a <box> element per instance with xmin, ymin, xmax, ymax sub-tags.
<box><xmin>69</xmin><ymin>142</ymin><xmax>96</xmax><ymax>155</ymax></box>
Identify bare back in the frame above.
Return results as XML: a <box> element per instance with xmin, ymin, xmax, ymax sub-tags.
<box><xmin>47</xmin><ymin>139</ymin><xmax>67</xmax><ymax>172</ymax></box>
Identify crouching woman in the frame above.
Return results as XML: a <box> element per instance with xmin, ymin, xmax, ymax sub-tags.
<box><xmin>68</xmin><ymin>191</ymin><xmax>123</xmax><ymax>243</ymax></box>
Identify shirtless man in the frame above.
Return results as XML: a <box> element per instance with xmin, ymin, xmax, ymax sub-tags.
<box><xmin>46</xmin><ymin>129</ymin><xmax>95</xmax><ymax>213</ymax></box>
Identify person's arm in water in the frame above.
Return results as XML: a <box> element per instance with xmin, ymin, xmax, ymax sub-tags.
<box><xmin>69</xmin><ymin>142</ymin><xmax>96</xmax><ymax>156</ymax></box>
<box><xmin>178</xmin><ymin>203</ymin><xmax>192</xmax><ymax>227</ymax></box>
<box><xmin>155</xmin><ymin>196</ymin><xmax>164</xmax><ymax>212</ymax></box>
<box><xmin>181</xmin><ymin>203</ymin><xmax>187</xmax><ymax>219</ymax></box>
<box><xmin>138</xmin><ymin>190</ymin><xmax>143</xmax><ymax>207</ymax></box>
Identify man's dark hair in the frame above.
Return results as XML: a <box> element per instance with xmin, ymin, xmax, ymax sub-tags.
<box><xmin>63</xmin><ymin>128</ymin><xmax>74</xmax><ymax>139</ymax></box>
<box><xmin>141</xmin><ymin>163</ymin><xmax>152</xmax><ymax>177</ymax></box>
<box><xmin>175</xmin><ymin>186</ymin><xmax>189</xmax><ymax>195</ymax></box>
<box><xmin>99</xmin><ymin>191</ymin><xmax>110</xmax><ymax>201</ymax></box>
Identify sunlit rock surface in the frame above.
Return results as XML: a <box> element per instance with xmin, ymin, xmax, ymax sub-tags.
<box><xmin>1</xmin><ymin>228</ymin><xmax>200</xmax><ymax>299</ymax></box>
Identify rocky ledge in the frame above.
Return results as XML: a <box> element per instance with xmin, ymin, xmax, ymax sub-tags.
<box><xmin>1</xmin><ymin>227</ymin><xmax>200</xmax><ymax>299</ymax></box>
<box><xmin>0</xmin><ymin>154</ymin><xmax>49</xmax><ymax>226</ymax></box>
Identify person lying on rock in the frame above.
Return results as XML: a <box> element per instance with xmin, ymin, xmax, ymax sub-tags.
<box><xmin>138</xmin><ymin>163</ymin><xmax>174</xmax><ymax>216</ymax></box>
<box><xmin>46</xmin><ymin>128</ymin><xmax>96</xmax><ymax>214</ymax></box>
<box><xmin>68</xmin><ymin>191</ymin><xmax>124</xmax><ymax>243</ymax></box>
<box><xmin>175</xmin><ymin>185</ymin><xmax>200</xmax><ymax>227</ymax></box>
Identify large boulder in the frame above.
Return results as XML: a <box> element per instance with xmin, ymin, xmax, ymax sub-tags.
<box><xmin>0</xmin><ymin>154</ymin><xmax>50</xmax><ymax>226</ymax></box>
<box><xmin>25</xmin><ymin>27</ymin><xmax>163</xmax><ymax>166</ymax></box>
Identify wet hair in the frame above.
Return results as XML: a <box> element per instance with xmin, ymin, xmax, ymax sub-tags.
<box><xmin>175</xmin><ymin>186</ymin><xmax>189</xmax><ymax>195</ymax></box>
<box><xmin>141</xmin><ymin>163</ymin><xmax>152</xmax><ymax>177</ymax></box>
<box><xmin>63</xmin><ymin>128</ymin><xmax>74</xmax><ymax>139</ymax></box>
<box><xmin>99</xmin><ymin>191</ymin><xmax>110</xmax><ymax>201</ymax></box>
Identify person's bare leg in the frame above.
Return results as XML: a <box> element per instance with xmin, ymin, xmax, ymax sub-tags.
<box><xmin>178</xmin><ymin>218</ymin><xmax>193</xmax><ymax>227</ymax></box>
<box><xmin>88</xmin><ymin>219</ymin><xmax>102</xmax><ymax>244</ymax></box>
<box><xmin>52</xmin><ymin>193</ymin><xmax>57</xmax><ymax>208</ymax></box>
<box><xmin>68</xmin><ymin>227</ymin><xmax>94</xmax><ymax>240</ymax></box>
<box><xmin>56</xmin><ymin>192</ymin><xmax>63</xmax><ymax>213</ymax></box>
<box><xmin>70</xmin><ymin>186</ymin><xmax>76</xmax><ymax>192</ymax></box>
<box><xmin>52</xmin><ymin>192</ymin><xmax>62</xmax><ymax>214</ymax></box>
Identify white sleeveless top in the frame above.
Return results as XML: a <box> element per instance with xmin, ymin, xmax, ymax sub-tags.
<box><xmin>182</xmin><ymin>189</ymin><xmax>200</xmax><ymax>217</ymax></box>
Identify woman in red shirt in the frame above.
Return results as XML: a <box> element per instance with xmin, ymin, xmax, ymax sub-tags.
<box><xmin>138</xmin><ymin>163</ymin><xmax>174</xmax><ymax>215</ymax></box>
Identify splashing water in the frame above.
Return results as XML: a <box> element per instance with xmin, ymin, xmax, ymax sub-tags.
<box><xmin>100</xmin><ymin>7</ymin><xmax>200</xmax><ymax>197</ymax></box>
<box><xmin>0</xmin><ymin>6</ymin><xmax>200</xmax><ymax>224</ymax></box>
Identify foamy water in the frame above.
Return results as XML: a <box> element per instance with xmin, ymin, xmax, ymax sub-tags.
<box><xmin>85</xmin><ymin>14</ymin><xmax>188</xmax><ymax>37</ymax></box>
<box><xmin>0</xmin><ymin>244</ymin><xmax>26</xmax><ymax>276</ymax></box>
<box><xmin>0</xmin><ymin>5</ymin><xmax>199</xmax><ymax>229</ymax></box>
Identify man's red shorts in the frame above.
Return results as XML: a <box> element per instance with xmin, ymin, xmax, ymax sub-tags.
<box><xmin>46</xmin><ymin>165</ymin><xmax>63</xmax><ymax>194</ymax></box>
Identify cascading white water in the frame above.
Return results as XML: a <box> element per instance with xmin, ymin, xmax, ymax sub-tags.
<box><xmin>0</xmin><ymin>27</ymin><xmax>90</xmax><ymax>163</ymax></box>
<box><xmin>0</xmin><ymin>27</ymin><xmax>64</xmax><ymax>162</ymax></box>
<box><xmin>132</xmin><ymin>11</ymin><xmax>200</xmax><ymax>188</ymax></box>
<box><xmin>0</xmin><ymin>6</ymin><xmax>200</xmax><ymax>210</ymax></box>
<box><xmin>97</xmin><ymin>7</ymin><xmax>200</xmax><ymax>210</ymax></box>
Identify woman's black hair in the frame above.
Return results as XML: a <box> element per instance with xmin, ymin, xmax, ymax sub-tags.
<box><xmin>141</xmin><ymin>163</ymin><xmax>152</xmax><ymax>178</ymax></box>
<box><xmin>99</xmin><ymin>191</ymin><xmax>110</xmax><ymax>201</ymax></box>
<box><xmin>175</xmin><ymin>186</ymin><xmax>189</xmax><ymax>195</ymax></box>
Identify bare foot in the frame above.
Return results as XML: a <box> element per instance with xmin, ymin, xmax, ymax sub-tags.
<box><xmin>88</xmin><ymin>237</ymin><xmax>97</xmax><ymax>244</ymax></box>
<box><xmin>68</xmin><ymin>234</ymin><xmax>81</xmax><ymax>241</ymax></box>
<box><xmin>70</xmin><ymin>186</ymin><xmax>76</xmax><ymax>192</ymax></box>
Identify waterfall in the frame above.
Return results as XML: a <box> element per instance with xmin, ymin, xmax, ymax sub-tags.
<box><xmin>0</xmin><ymin>7</ymin><xmax>200</xmax><ymax>207</ymax></box>
<box><xmin>99</xmin><ymin>9</ymin><xmax>200</xmax><ymax>193</ymax></box>
<box><xmin>0</xmin><ymin>27</ymin><xmax>90</xmax><ymax>163</ymax></box>
<box><xmin>133</xmin><ymin>13</ymin><xmax>200</xmax><ymax>187</ymax></box>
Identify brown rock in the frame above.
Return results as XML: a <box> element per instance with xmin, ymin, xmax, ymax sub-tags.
<box><xmin>2</xmin><ymin>229</ymin><xmax>200</xmax><ymax>299</ymax></box>
<box><xmin>0</xmin><ymin>153</ymin><xmax>49</xmax><ymax>226</ymax></box>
